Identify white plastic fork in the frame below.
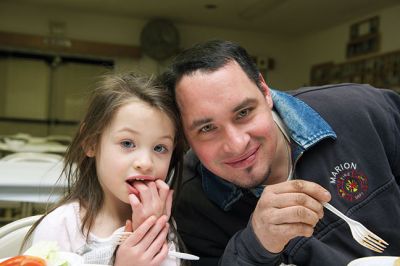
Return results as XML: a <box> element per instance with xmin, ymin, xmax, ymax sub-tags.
<box><xmin>323</xmin><ymin>202</ymin><xmax>388</xmax><ymax>253</ymax></box>
<box><xmin>112</xmin><ymin>231</ymin><xmax>200</xmax><ymax>261</ymax></box>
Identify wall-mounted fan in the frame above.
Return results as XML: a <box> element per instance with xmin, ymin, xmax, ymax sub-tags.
<box><xmin>140</xmin><ymin>19</ymin><xmax>180</xmax><ymax>61</ymax></box>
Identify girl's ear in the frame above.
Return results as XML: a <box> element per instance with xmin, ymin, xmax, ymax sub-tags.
<box><xmin>79</xmin><ymin>122</ymin><xmax>96</xmax><ymax>157</ymax></box>
<box><xmin>82</xmin><ymin>140</ymin><xmax>96</xmax><ymax>157</ymax></box>
<box><xmin>85</xmin><ymin>145</ymin><xmax>96</xmax><ymax>157</ymax></box>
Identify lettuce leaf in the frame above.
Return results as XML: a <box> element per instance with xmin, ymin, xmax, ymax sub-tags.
<box><xmin>24</xmin><ymin>241</ymin><xmax>68</xmax><ymax>266</ymax></box>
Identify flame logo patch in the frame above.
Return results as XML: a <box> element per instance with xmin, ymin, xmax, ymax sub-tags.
<box><xmin>336</xmin><ymin>170</ymin><xmax>368</xmax><ymax>202</ymax></box>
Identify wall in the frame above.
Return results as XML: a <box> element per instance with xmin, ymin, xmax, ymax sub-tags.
<box><xmin>0</xmin><ymin>1</ymin><xmax>292</xmax><ymax>90</ymax></box>
<box><xmin>0</xmin><ymin>1</ymin><xmax>156</xmax><ymax>75</ymax></box>
<box><xmin>1</xmin><ymin>1</ymin><xmax>400</xmax><ymax>90</ymax></box>
<box><xmin>290</xmin><ymin>3</ymin><xmax>400</xmax><ymax>89</ymax></box>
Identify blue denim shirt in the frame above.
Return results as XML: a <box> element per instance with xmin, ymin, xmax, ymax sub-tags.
<box><xmin>199</xmin><ymin>89</ymin><xmax>337</xmax><ymax>211</ymax></box>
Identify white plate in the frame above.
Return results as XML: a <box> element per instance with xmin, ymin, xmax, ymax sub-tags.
<box><xmin>348</xmin><ymin>256</ymin><xmax>400</xmax><ymax>266</ymax></box>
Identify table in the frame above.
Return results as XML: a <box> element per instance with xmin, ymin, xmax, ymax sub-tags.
<box><xmin>0</xmin><ymin>142</ymin><xmax>68</xmax><ymax>154</ymax></box>
<box><xmin>0</xmin><ymin>161</ymin><xmax>67</xmax><ymax>217</ymax></box>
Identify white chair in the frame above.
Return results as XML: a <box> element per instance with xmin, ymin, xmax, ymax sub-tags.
<box><xmin>0</xmin><ymin>152</ymin><xmax>63</xmax><ymax>163</ymax></box>
<box><xmin>0</xmin><ymin>215</ymin><xmax>41</xmax><ymax>258</ymax></box>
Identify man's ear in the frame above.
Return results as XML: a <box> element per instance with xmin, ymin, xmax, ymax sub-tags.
<box><xmin>259</xmin><ymin>74</ymin><xmax>273</xmax><ymax>109</ymax></box>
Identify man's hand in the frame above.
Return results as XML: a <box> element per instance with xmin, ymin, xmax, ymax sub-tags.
<box><xmin>129</xmin><ymin>179</ymin><xmax>173</xmax><ymax>232</ymax></box>
<box><xmin>251</xmin><ymin>180</ymin><xmax>331</xmax><ymax>253</ymax></box>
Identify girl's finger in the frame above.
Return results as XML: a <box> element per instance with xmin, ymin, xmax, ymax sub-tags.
<box><xmin>155</xmin><ymin>179</ymin><xmax>170</xmax><ymax>202</ymax></box>
<box><xmin>124</xmin><ymin>219</ymin><xmax>133</xmax><ymax>232</ymax></box>
<box><xmin>165</xmin><ymin>190</ymin><xmax>173</xmax><ymax>218</ymax></box>
<box><xmin>135</xmin><ymin>215</ymin><xmax>168</xmax><ymax>251</ymax></box>
<box><xmin>128</xmin><ymin>193</ymin><xmax>141</xmax><ymax>209</ymax></box>
<box><xmin>133</xmin><ymin>181</ymin><xmax>152</xmax><ymax>204</ymax></box>
<box><xmin>122</xmin><ymin>215</ymin><xmax>157</xmax><ymax>247</ymax></box>
<box><xmin>146</xmin><ymin>223</ymin><xmax>169</xmax><ymax>256</ymax></box>
<box><xmin>134</xmin><ymin>181</ymin><xmax>160</xmax><ymax>209</ymax></box>
<box><xmin>147</xmin><ymin>181</ymin><xmax>161</xmax><ymax>203</ymax></box>
<box><xmin>150</xmin><ymin>240</ymin><xmax>169</xmax><ymax>265</ymax></box>
<box><xmin>128</xmin><ymin>194</ymin><xmax>146</xmax><ymax>230</ymax></box>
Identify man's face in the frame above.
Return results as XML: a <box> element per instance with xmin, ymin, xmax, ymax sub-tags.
<box><xmin>176</xmin><ymin>61</ymin><xmax>279</xmax><ymax>188</ymax></box>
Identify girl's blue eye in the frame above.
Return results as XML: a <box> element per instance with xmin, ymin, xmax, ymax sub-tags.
<box><xmin>121</xmin><ymin>140</ymin><xmax>135</xmax><ymax>149</ymax></box>
<box><xmin>154</xmin><ymin>144</ymin><xmax>167</xmax><ymax>153</ymax></box>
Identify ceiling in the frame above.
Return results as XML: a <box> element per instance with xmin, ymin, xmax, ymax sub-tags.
<box><xmin>7</xmin><ymin>0</ymin><xmax>400</xmax><ymax>36</ymax></box>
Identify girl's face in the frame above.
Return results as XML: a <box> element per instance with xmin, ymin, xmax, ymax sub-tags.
<box><xmin>90</xmin><ymin>99</ymin><xmax>175</xmax><ymax>205</ymax></box>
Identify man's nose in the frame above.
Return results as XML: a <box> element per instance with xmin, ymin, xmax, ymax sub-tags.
<box><xmin>133</xmin><ymin>152</ymin><xmax>153</xmax><ymax>173</ymax></box>
<box><xmin>222</xmin><ymin>125</ymin><xmax>249</xmax><ymax>154</ymax></box>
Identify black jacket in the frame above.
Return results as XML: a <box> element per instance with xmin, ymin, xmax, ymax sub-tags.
<box><xmin>174</xmin><ymin>84</ymin><xmax>400</xmax><ymax>266</ymax></box>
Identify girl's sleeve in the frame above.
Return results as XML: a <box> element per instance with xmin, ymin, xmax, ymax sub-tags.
<box><xmin>31</xmin><ymin>203</ymin><xmax>85</xmax><ymax>252</ymax></box>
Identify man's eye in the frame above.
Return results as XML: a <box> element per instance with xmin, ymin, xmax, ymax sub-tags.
<box><xmin>200</xmin><ymin>124</ymin><xmax>215</xmax><ymax>133</ymax></box>
<box><xmin>154</xmin><ymin>144</ymin><xmax>168</xmax><ymax>153</ymax></box>
<box><xmin>121</xmin><ymin>140</ymin><xmax>135</xmax><ymax>149</ymax></box>
<box><xmin>237</xmin><ymin>108</ymin><xmax>250</xmax><ymax>119</ymax></box>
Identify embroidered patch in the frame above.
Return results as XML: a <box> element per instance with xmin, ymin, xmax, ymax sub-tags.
<box><xmin>336</xmin><ymin>170</ymin><xmax>368</xmax><ymax>202</ymax></box>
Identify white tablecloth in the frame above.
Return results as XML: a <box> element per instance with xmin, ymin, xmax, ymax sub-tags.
<box><xmin>0</xmin><ymin>142</ymin><xmax>67</xmax><ymax>154</ymax></box>
<box><xmin>0</xmin><ymin>161</ymin><xmax>67</xmax><ymax>203</ymax></box>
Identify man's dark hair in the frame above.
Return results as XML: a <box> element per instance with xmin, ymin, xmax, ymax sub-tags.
<box><xmin>162</xmin><ymin>40</ymin><xmax>261</xmax><ymax>95</ymax></box>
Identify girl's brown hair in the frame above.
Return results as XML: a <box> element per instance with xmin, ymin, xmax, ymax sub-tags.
<box><xmin>23</xmin><ymin>72</ymin><xmax>185</xmax><ymax>254</ymax></box>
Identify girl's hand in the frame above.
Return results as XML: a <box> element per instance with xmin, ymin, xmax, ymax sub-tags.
<box><xmin>114</xmin><ymin>215</ymin><xmax>169</xmax><ymax>266</ymax></box>
<box><xmin>129</xmin><ymin>179</ymin><xmax>173</xmax><ymax>231</ymax></box>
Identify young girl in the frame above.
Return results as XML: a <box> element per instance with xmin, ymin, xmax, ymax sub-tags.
<box><xmin>24</xmin><ymin>72</ymin><xmax>187</xmax><ymax>266</ymax></box>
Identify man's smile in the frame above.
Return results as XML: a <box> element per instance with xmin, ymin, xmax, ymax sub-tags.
<box><xmin>223</xmin><ymin>145</ymin><xmax>260</xmax><ymax>169</ymax></box>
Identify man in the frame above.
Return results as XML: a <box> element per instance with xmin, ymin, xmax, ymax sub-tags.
<box><xmin>163</xmin><ymin>40</ymin><xmax>400</xmax><ymax>265</ymax></box>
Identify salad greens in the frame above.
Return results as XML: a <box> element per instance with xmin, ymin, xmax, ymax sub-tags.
<box><xmin>24</xmin><ymin>242</ymin><xmax>68</xmax><ymax>266</ymax></box>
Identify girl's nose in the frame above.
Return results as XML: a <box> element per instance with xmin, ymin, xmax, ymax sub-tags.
<box><xmin>133</xmin><ymin>153</ymin><xmax>153</xmax><ymax>173</ymax></box>
<box><xmin>222</xmin><ymin>125</ymin><xmax>250</xmax><ymax>154</ymax></box>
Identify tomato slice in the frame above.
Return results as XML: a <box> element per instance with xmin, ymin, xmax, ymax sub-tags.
<box><xmin>0</xmin><ymin>255</ymin><xmax>46</xmax><ymax>266</ymax></box>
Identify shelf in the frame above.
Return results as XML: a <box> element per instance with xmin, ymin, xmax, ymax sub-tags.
<box><xmin>346</xmin><ymin>34</ymin><xmax>380</xmax><ymax>58</ymax></box>
<box><xmin>347</xmin><ymin>16</ymin><xmax>380</xmax><ymax>59</ymax></box>
<box><xmin>310</xmin><ymin>50</ymin><xmax>400</xmax><ymax>92</ymax></box>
